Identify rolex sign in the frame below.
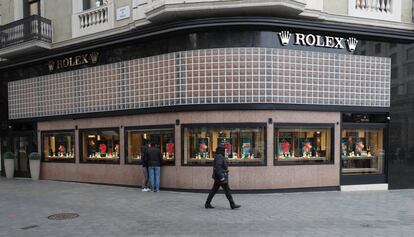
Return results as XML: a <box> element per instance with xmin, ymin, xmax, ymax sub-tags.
<box><xmin>278</xmin><ymin>31</ymin><xmax>358</xmax><ymax>52</ymax></box>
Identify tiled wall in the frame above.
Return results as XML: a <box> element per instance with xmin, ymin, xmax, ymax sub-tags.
<box><xmin>8</xmin><ymin>47</ymin><xmax>391</xmax><ymax>119</ymax></box>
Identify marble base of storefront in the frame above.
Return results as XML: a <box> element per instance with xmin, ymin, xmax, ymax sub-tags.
<box><xmin>38</xmin><ymin>110</ymin><xmax>342</xmax><ymax>190</ymax></box>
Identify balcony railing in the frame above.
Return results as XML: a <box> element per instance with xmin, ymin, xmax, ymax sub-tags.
<box><xmin>349</xmin><ymin>0</ymin><xmax>401</xmax><ymax>22</ymax></box>
<box><xmin>0</xmin><ymin>15</ymin><xmax>52</xmax><ymax>49</ymax></box>
<box><xmin>72</xmin><ymin>4</ymin><xmax>114</xmax><ymax>38</ymax></box>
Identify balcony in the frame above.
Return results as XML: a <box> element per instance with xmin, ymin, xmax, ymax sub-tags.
<box><xmin>143</xmin><ymin>0</ymin><xmax>307</xmax><ymax>22</ymax></box>
<box><xmin>72</xmin><ymin>3</ymin><xmax>114</xmax><ymax>38</ymax></box>
<box><xmin>0</xmin><ymin>15</ymin><xmax>52</xmax><ymax>59</ymax></box>
<box><xmin>348</xmin><ymin>0</ymin><xmax>401</xmax><ymax>22</ymax></box>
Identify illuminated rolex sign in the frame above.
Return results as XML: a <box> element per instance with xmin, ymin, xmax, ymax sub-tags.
<box><xmin>278</xmin><ymin>31</ymin><xmax>358</xmax><ymax>52</ymax></box>
<box><xmin>48</xmin><ymin>51</ymin><xmax>100</xmax><ymax>72</ymax></box>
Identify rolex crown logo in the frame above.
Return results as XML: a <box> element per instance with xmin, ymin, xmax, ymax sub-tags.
<box><xmin>278</xmin><ymin>31</ymin><xmax>291</xmax><ymax>46</ymax></box>
<box><xmin>90</xmin><ymin>51</ymin><xmax>99</xmax><ymax>64</ymax></box>
<box><xmin>48</xmin><ymin>60</ymin><xmax>55</xmax><ymax>72</ymax></box>
<box><xmin>346</xmin><ymin>37</ymin><xmax>358</xmax><ymax>52</ymax></box>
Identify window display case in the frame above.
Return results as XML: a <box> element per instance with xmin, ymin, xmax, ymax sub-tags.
<box><xmin>341</xmin><ymin>127</ymin><xmax>384</xmax><ymax>175</ymax></box>
<box><xmin>182</xmin><ymin>124</ymin><xmax>266</xmax><ymax>165</ymax></box>
<box><xmin>80</xmin><ymin>128</ymin><xmax>120</xmax><ymax>164</ymax></box>
<box><xmin>42</xmin><ymin>131</ymin><xmax>75</xmax><ymax>162</ymax></box>
<box><xmin>125</xmin><ymin>126</ymin><xmax>175</xmax><ymax>165</ymax></box>
<box><xmin>274</xmin><ymin>124</ymin><xmax>333</xmax><ymax>164</ymax></box>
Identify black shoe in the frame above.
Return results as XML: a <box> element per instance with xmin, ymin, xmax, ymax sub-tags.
<box><xmin>231</xmin><ymin>204</ymin><xmax>241</xmax><ymax>209</ymax></box>
<box><xmin>205</xmin><ymin>203</ymin><xmax>214</xmax><ymax>209</ymax></box>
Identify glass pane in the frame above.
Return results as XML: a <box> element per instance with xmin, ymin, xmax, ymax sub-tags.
<box><xmin>341</xmin><ymin>128</ymin><xmax>384</xmax><ymax>175</ymax></box>
<box><xmin>125</xmin><ymin>128</ymin><xmax>175</xmax><ymax>165</ymax></box>
<box><xmin>81</xmin><ymin>129</ymin><xmax>120</xmax><ymax>164</ymax></box>
<box><xmin>29</xmin><ymin>2</ymin><xmax>39</xmax><ymax>16</ymax></box>
<box><xmin>274</xmin><ymin>127</ymin><xmax>332</xmax><ymax>163</ymax></box>
<box><xmin>15</xmin><ymin>137</ymin><xmax>29</xmax><ymax>171</ymax></box>
<box><xmin>42</xmin><ymin>131</ymin><xmax>75</xmax><ymax>162</ymax></box>
<box><xmin>183</xmin><ymin>125</ymin><xmax>266</xmax><ymax>165</ymax></box>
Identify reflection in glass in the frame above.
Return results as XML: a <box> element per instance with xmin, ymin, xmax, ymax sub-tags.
<box><xmin>126</xmin><ymin>128</ymin><xmax>175</xmax><ymax>165</ymax></box>
<box><xmin>341</xmin><ymin>128</ymin><xmax>384</xmax><ymax>175</ymax></box>
<box><xmin>183</xmin><ymin>125</ymin><xmax>265</xmax><ymax>165</ymax></box>
<box><xmin>275</xmin><ymin>127</ymin><xmax>332</xmax><ymax>163</ymax></box>
<box><xmin>81</xmin><ymin>129</ymin><xmax>120</xmax><ymax>163</ymax></box>
<box><xmin>42</xmin><ymin>131</ymin><xmax>75</xmax><ymax>162</ymax></box>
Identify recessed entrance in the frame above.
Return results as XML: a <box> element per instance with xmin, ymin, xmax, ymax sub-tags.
<box><xmin>340</xmin><ymin>113</ymin><xmax>388</xmax><ymax>185</ymax></box>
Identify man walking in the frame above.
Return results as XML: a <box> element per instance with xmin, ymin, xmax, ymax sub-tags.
<box><xmin>146</xmin><ymin>142</ymin><xmax>162</xmax><ymax>192</ymax></box>
<box><xmin>205</xmin><ymin>143</ymin><xmax>241</xmax><ymax>209</ymax></box>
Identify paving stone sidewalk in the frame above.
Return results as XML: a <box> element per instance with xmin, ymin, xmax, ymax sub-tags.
<box><xmin>0</xmin><ymin>178</ymin><xmax>414</xmax><ymax>237</ymax></box>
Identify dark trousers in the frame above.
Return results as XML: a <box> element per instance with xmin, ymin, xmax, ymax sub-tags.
<box><xmin>205</xmin><ymin>181</ymin><xmax>235</xmax><ymax>205</ymax></box>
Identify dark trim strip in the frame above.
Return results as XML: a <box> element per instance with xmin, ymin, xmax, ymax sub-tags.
<box><xmin>340</xmin><ymin>174</ymin><xmax>386</xmax><ymax>185</ymax></box>
<box><xmin>273</xmin><ymin>123</ymin><xmax>336</xmax><ymax>166</ymax></box>
<box><xmin>12</xmin><ymin>104</ymin><xmax>389</xmax><ymax>123</ymax></box>
<box><xmin>43</xmin><ymin>179</ymin><xmax>340</xmax><ymax>193</ymax></box>
<box><xmin>40</xmin><ymin>130</ymin><xmax>76</xmax><ymax>163</ymax></box>
<box><xmin>124</xmin><ymin>124</ymin><xmax>176</xmax><ymax>166</ymax></box>
<box><xmin>180</xmin><ymin>122</ymin><xmax>268</xmax><ymax>167</ymax></box>
<box><xmin>78</xmin><ymin>127</ymin><xmax>121</xmax><ymax>165</ymax></box>
<box><xmin>1</xmin><ymin>16</ymin><xmax>414</xmax><ymax>70</ymax></box>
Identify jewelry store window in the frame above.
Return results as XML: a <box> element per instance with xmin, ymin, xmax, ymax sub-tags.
<box><xmin>42</xmin><ymin>131</ymin><xmax>75</xmax><ymax>163</ymax></box>
<box><xmin>274</xmin><ymin>124</ymin><xmax>334</xmax><ymax>165</ymax></box>
<box><xmin>80</xmin><ymin>128</ymin><xmax>120</xmax><ymax>164</ymax></box>
<box><xmin>341</xmin><ymin>127</ymin><xmax>385</xmax><ymax>175</ymax></box>
<box><xmin>125</xmin><ymin>126</ymin><xmax>175</xmax><ymax>165</ymax></box>
<box><xmin>182</xmin><ymin>124</ymin><xmax>266</xmax><ymax>166</ymax></box>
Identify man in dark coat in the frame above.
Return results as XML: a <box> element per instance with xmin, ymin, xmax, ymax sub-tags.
<box><xmin>205</xmin><ymin>144</ymin><xmax>241</xmax><ymax>209</ymax></box>
<box><xmin>146</xmin><ymin>143</ymin><xmax>163</xmax><ymax>192</ymax></box>
<box><xmin>141</xmin><ymin>144</ymin><xmax>150</xmax><ymax>191</ymax></box>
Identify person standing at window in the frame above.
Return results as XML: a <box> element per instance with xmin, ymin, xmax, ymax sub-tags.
<box><xmin>146</xmin><ymin>142</ymin><xmax>162</xmax><ymax>192</ymax></box>
<box><xmin>205</xmin><ymin>144</ymin><xmax>241</xmax><ymax>209</ymax></box>
<box><xmin>141</xmin><ymin>144</ymin><xmax>150</xmax><ymax>192</ymax></box>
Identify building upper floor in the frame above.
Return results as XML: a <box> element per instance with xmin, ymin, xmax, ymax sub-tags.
<box><xmin>0</xmin><ymin>0</ymin><xmax>413</xmax><ymax>61</ymax></box>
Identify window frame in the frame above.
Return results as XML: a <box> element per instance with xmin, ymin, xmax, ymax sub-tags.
<box><xmin>273</xmin><ymin>123</ymin><xmax>335</xmax><ymax>166</ymax></box>
<box><xmin>181</xmin><ymin>123</ymin><xmax>267</xmax><ymax>167</ymax></box>
<box><xmin>41</xmin><ymin>129</ymin><xmax>76</xmax><ymax>163</ymax></box>
<box><xmin>124</xmin><ymin>124</ymin><xmax>176</xmax><ymax>166</ymax></box>
<box><xmin>79</xmin><ymin>127</ymin><xmax>121</xmax><ymax>165</ymax></box>
<box><xmin>340</xmin><ymin>123</ymin><xmax>388</xmax><ymax>176</ymax></box>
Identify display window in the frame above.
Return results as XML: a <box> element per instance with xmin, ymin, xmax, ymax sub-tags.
<box><xmin>125</xmin><ymin>126</ymin><xmax>175</xmax><ymax>165</ymax></box>
<box><xmin>42</xmin><ymin>131</ymin><xmax>75</xmax><ymax>162</ymax></box>
<box><xmin>341</xmin><ymin>127</ymin><xmax>385</xmax><ymax>175</ymax></box>
<box><xmin>274</xmin><ymin>124</ymin><xmax>334</xmax><ymax>165</ymax></box>
<box><xmin>80</xmin><ymin>128</ymin><xmax>120</xmax><ymax>164</ymax></box>
<box><xmin>182</xmin><ymin>124</ymin><xmax>266</xmax><ymax>166</ymax></box>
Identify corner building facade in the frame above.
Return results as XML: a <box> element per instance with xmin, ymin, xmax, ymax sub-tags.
<box><xmin>1</xmin><ymin>0</ymin><xmax>413</xmax><ymax>191</ymax></box>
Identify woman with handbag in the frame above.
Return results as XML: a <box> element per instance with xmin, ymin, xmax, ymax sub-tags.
<box><xmin>205</xmin><ymin>143</ymin><xmax>241</xmax><ymax>209</ymax></box>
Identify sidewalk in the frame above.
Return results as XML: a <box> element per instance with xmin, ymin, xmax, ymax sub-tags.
<box><xmin>0</xmin><ymin>178</ymin><xmax>413</xmax><ymax>237</ymax></box>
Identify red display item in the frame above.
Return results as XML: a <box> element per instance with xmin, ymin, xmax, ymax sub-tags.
<box><xmin>281</xmin><ymin>140</ymin><xmax>291</xmax><ymax>154</ymax></box>
<box><xmin>303</xmin><ymin>141</ymin><xmax>312</xmax><ymax>153</ymax></box>
<box><xmin>199</xmin><ymin>143</ymin><xmax>207</xmax><ymax>152</ymax></box>
<box><xmin>58</xmin><ymin>145</ymin><xmax>65</xmax><ymax>153</ymax></box>
<box><xmin>167</xmin><ymin>143</ymin><xmax>174</xmax><ymax>156</ymax></box>
<box><xmin>99</xmin><ymin>143</ymin><xmax>107</xmax><ymax>154</ymax></box>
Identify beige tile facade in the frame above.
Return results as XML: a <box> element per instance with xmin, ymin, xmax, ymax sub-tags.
<box><xmin>38</xmin><ymin>110</ymin><xmax>340</xmax><ymax>190</ymax></box>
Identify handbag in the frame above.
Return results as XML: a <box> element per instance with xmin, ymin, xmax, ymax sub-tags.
<box><xmin>218</xmin><ymin>171</ymin><xmax>229</xmax><ymax>184</ymax></box>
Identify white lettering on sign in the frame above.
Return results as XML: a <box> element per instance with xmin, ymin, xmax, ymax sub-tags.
<box><xmin>278</xmin><ymin>31</ymin><xmax>358</xmax><ymax>52</ymax></box>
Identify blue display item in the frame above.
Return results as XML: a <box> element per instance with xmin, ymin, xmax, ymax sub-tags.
<box><xmin>299</xmin><ymin>138</ymin><xmax>315</xmax><ymax>157</ymax></box>
<box><xmin>218</xmin><ymin>136</ymin><xmax>232</xmax><ymax>158</ymax></box>
<box><xmin>241</xmin><ymin>138</ymin><xmax>252</xmax><ymax>158</ymax></box>
<box><xmin>341</xmin><ymin>138</ymin><xmax>349</xmax><ymax>156</ymax></box>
